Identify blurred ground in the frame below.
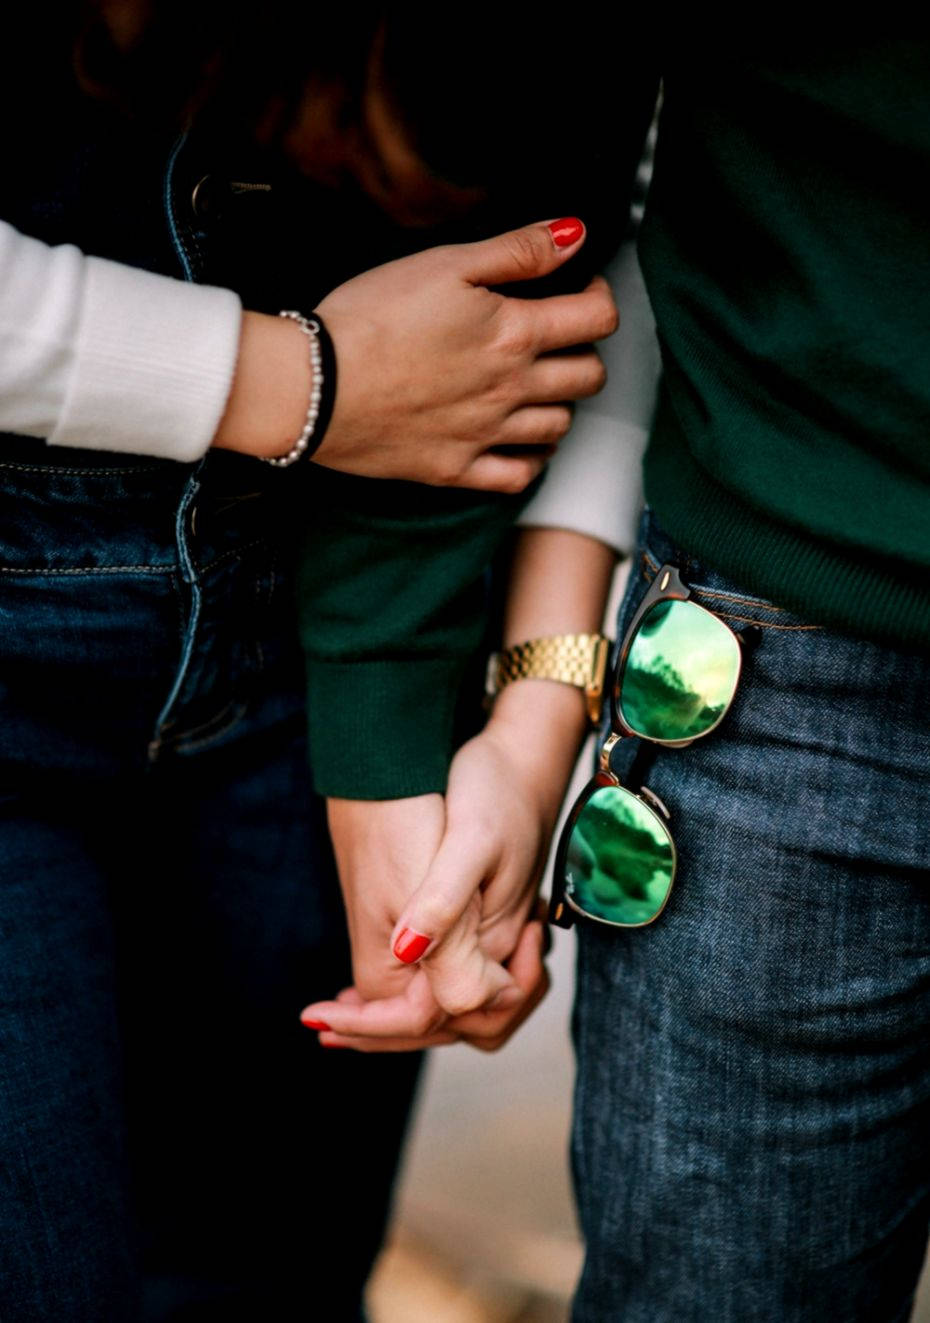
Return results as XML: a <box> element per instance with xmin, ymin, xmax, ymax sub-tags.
<box><xmin>367</xmin><ymin>912</ymin><xmax>581</xmax><ymax>1323</ymax></box>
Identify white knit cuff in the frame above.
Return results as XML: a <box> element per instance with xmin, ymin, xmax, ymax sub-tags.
<box><xmin>49</xmin><ymin>255</ymin><xmax>242</xmax><ymax>463</ymax></box>
<box><xmin>518</xmin><ymin>239</ymin><xmax>660</xmax><ymax>556</ymax></box>
<box><xmin>519</xmin><ymin>415</ymin><xmax>648</xmax><ymax>556</ymax></box>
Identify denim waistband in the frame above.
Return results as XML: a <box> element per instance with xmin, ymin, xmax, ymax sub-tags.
<box><xmin>0</xmin><ymin>435</ymin><xmax>309</xmax><ymax>578</ymax></box>
<box><xmin>633</xmin><ymin>508</ymin><xmax>824</xmax><ymax>635</ymax></box>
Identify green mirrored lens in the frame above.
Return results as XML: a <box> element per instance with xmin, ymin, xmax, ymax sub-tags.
<box><xmin>620</xmin><ymin>599</ymin><xmax>740</xmax><ymax>741</ymax></box>
<box><xmin>564</xmin><ymin>785</ymin><xmax>675</xmax><ymax>926</ymax></box>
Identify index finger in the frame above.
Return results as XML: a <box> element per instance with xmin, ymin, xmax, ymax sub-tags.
<box><xmin>520</xmin><ymin>275</ymin><xmax>619</xmax><ymax>356</ymax></box>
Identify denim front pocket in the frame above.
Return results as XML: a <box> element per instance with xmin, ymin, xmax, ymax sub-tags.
<box><xmin>0</xmin><ymin>446</ymin><xmax>194</xmax><ymax>779</ymax></box>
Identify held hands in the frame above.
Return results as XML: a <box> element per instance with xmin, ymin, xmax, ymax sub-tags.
<box><xmin>301</xmin><ymin>681</ymin><xmax>589</xmax><ymax>1052</ymax></box>
<box><xmin>303</xmin><ymin>791</ymin><xmax>550</xmax><ymax>1052</ymax></box>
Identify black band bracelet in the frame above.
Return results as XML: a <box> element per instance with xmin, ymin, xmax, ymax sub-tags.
<box><xmin>262</xmin><ymin>310</ymin><xmax>337</xmax><ymax>467</ymax></box>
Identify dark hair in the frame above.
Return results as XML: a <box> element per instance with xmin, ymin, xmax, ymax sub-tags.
<box><xmin>70</xmin><ymin>6</ymin><xmax>627</xmax><ymax>190</ymax></box>
<box><xmin>73</xmin><ymin>4</ymin><xmax>383</xmax><ymax>138</ymax></box>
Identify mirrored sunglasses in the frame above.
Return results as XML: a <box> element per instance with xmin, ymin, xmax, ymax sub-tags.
<box><xmin>550</xmin><ymin>564</ymin><xmax>743</xmax><ymax>930</ymax></box>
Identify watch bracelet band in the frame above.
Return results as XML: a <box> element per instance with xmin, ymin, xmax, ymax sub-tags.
<box><xmin>485</xmin><ymin>633</ymin><xmax>612</xmax><ymax>726</ymax></box>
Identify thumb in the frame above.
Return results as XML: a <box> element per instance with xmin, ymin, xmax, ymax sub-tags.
<box><xmin>390</xmin><ymin>833</ymin><xmax>520</xmax><ymax>1019</ymax></box>
<box><xmin>458</xmin><ymin>217</ymin><xmax>586</xmax><ymax>288</ymax></box>
<box><xmin>390</xmin><ymin>831</ymin><xmax>487</xmax><ymax>965</ymax></box>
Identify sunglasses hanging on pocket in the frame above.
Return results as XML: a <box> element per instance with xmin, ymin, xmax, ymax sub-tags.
<box><xmin>550</xmin><ymin>564</ymin><xmax>744</xmax><ymax>931</ymax></box>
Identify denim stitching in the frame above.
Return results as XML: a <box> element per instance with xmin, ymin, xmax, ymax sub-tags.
<box><xmin>149</xmin><ymin>477</ymin><xmax>202</xmax><ymax>757</ymax></box>
<box><xmin>639</xmin><ymin>549</ymin><xmax>821</xmax><ymax>631</ymax></box>
<box><xmin>164</xmin><ymin>133</ymin><xmax>197</xmax><ymax>282</ymax></box>
<box><xmin>0</xmin><ymin>564</ymin><xmax>174</xmax><ymax>575</ymax></box>
<box><xmin>641</xmin><ymin>550</ymin><xmax>659</xmax><ymax>579</ymax></box>
<box><xmin>198</xmin><ymin>539</ymin><xmax>266</xmax><ymax>576</ymax></box>
<box><xmin>689</xmin><ymin>585</ymin><xmax>791</xmax><ymax>612</ymax></box>
<box><xmin>0</xmin><ymin>462</ymin><xmax>168</xmax><ymax>476</ymax></box>
<box><xmin>713</xmin><ymin>611</ymin><xmax>822</xmax><ymax>633</ymax></box>
<box><xmin>0</xmin><ymin>540</ymin><xmax>269</xmax><ymax>580</ymax></box>
<box><xmin>172</xmin><ymin>702</ymin><xmax>249</xmax><ymax>753</ymax></box>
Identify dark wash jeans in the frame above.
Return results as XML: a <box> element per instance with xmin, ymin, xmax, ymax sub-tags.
<box><xmin>571</xmin><ymin>510</ymin><xmax>930</xmax><ymax>1322</ymax></box>
<box><xmin>0</xmin><ymin>440</ymin><xmax>421</xmax><ymax>1323</ymax></box>
<box><xmin>1</xmin><ymin>94</ymin><xmax>432</xmax><ymax>1318</ymax></box>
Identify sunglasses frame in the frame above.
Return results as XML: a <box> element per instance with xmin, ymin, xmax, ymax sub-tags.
<box><xmin>549</xmin><ymin>563</ymin><xmax>743</xmax><ymax>931</ymax></box>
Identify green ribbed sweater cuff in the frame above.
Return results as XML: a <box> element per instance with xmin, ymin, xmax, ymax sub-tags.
<box><xmin>304</xmin><ymin>656</ymin><xmax>466</xmax><ymax>800</ymax></box>
<box><xmin>295</xmin><ymin>468</ymin><xmax>532</xmax><ymax>801</ymax></box>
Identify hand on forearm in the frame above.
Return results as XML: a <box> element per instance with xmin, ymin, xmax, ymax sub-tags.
<box><xmin>213</xmin><ymin>219</ymin><xmax>617</xmax><ymax>491</ymax></box>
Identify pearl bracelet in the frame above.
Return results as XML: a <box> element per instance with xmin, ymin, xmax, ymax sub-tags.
<box><xmin>263</xmin><ymin>310</ymin><xmax>325</xmax><ymax>467</ymax></box>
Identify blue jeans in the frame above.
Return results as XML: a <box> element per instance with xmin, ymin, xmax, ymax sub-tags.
<box><xmin>0</xmin><ymin>438</ymin><xmax>421</xmax><ymax>1322</ymax></box>
<box><xmin>571</xmin><ymin>510</ymin><xmax>930</xmax><ymax>1323</ymax></box>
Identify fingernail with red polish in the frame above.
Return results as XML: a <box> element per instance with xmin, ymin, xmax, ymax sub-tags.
<box><xmin>301</xmin><ymin>1018</ymin><xmax>331</xmax><ymax>1031</ymax></box>
<box><xmin>548</xmin><ymin>217</ymin><xmax>584</xmax><ymax>249</ymax></box>
<box><xmin>393</xmin><ymin>928</ymin><xmax>431</xmax><ymax>964</ymax></box>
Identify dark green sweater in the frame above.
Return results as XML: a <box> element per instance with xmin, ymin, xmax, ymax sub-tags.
<box><xmin>640</xmin><ymin>39</ymin><xmax>930</xmax><ymax>648</ymax></box>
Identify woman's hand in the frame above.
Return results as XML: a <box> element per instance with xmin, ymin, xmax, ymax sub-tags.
<box><xmin>214</xmin><ymin>219</ymin><xmax>617</xmax><ymax>493</ymax></box>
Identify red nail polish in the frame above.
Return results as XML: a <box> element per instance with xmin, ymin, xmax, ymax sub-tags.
<box><xmin>302</xmin><ymin>1018</ymin><xmax>331</xmax><ymax>1031</ymax></box>
<box><xmin>548</xmin><ymin>217</ymin><xmax>584</xmax><ymax>249</ymax></box>
<box><xmin>393</xmin><ymin>928</ymin><xmax>431</xmax><ymax>963</ymax></box>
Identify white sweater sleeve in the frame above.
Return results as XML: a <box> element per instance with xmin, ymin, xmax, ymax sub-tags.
<box><xmin>517</xmin><ymin>237</ymin><xmax>660</xmax><ymax>557</ymax></box>
<box><xmin>0</xmin><ymin>219</ymin><xmax>242</xmax><ymax>462</ymax></box>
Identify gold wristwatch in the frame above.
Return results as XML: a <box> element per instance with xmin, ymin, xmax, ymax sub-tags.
<box><xmin>485</xmin><ymin>633</ymin><xmax>612</xmax><ymax>726</ymax></box>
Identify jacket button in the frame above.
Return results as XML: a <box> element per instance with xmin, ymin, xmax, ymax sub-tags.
<box><xmin>191</xmin><ymin>175</ymin><xmax>225</xmax><ymax>221</ymax></box>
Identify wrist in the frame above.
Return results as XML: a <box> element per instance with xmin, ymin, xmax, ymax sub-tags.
<box><xmin>486</xmin><ymin>680</ymin><xmax>589</xmax><ymax>817</ymax></box>
<box><xmin>211</xmin><ymin>311</ymin><xmax>310</xmax><ymax>459</ymax></box>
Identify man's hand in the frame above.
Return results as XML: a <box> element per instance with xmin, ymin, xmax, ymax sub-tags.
<box><xmin>321</xmin><ymin>794</ymin><xmax>447</xmax><ymax>1008</ymax></box>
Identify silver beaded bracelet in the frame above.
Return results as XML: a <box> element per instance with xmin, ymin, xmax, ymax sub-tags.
<box><xmin>262</xmin><ymin>310</ymin><xmax>324</xmax><ymax>467</ymax></box>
